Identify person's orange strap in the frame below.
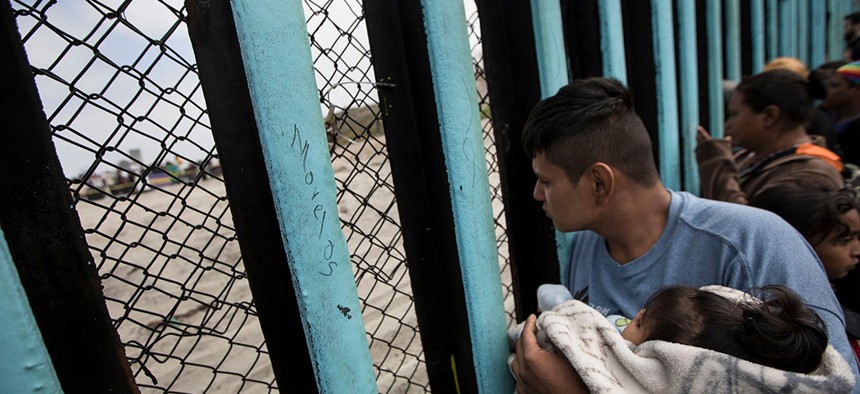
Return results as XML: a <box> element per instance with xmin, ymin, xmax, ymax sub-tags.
<box><xmin>796</xmin><ymin>142</ymin><xmax>844</xmax><ymax>172</ymax></box>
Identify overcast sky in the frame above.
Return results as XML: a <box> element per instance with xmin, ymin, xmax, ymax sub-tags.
<box><xmin>16</xmin><ymin>0</ymin><xmax>480</xmax><ymax>179</ymax></box>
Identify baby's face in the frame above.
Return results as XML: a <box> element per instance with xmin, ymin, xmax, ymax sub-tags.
<box><xmin>621</xmin><ymin>309</ymin><xmax>648</xmax><ymax>345</ymax></box>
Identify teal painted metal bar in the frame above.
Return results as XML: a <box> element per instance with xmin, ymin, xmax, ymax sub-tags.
<box><xmin>707</xmin><ymin>0</ymin><xmax>725</xmax><ymax>138</ymax></box>
<box><xmin>839</xmin><ymin>0</ymin><xmax>849</xmax><ymax>58</ymax></box>
<box><xmin>228</xmin><ymin>1</ymin><xmax>376</xmax><ymax>392</ymax></box>
<box><xmin>419</xmin><ymin>0</ymin><xmax>512</xmax><ymax>392</ymax></box>
<box><xmin>677</xmin><ymin>0</ymin><xmax>700</xmax><ymax>194</ymax></box>
<box><xmin>848</xmin><ymin>0</ymin><xmax>856</xmax><ymax>51</ymax></box>
<box><xmin>811</xmin><ymin>0</ymin><xmax>826</xmax><ymax>67</ymax></box>
<box><xmin>725</xmin><ymin>0</ymin><xmax>742</xmax><ymax>81</ymax></box>
<box><xmin>651</xmin><ymin>0</ymin><xmax>680</xmax><ymax>190</ymax></box>
<box><xmin>778</xmin><ymin>0</ymin><xmax>797</xmax><ymax>57</ymax></box>
<box><xmin>829</xmin><ymin>0</ymin><xmax>845</xmax><ymax>60</ymax></box>
<box><xmin>751</xmin><ymin>0</ymin><xmax>766</xmax><ymax>73</ymax></box>
<box><xmin>599</xmin><ymin>0</ymin><xmax>627</xmax><ymax>83</ymax></box>
<box><xmin>529</xmin><ymin>0</ymin><xmax>574</xmax><ymax>278</ymax></box>
<box><xmin>797</xmin><ymin>0</ymin><xmax>809</xmax><ymax>66</ymax></box>
<box><xmin>530</xmin><ymin>0</ymin><xmax>569</xmax><ymax>97</ymax></box>
<box><xmin>0</xmin><ymin>226</ymin><xmax>62</xmax><ymax>394</ymax></box>
<box><xmin>768</xmin><ymin>0</ymin><xmax>779</xmax><ymax>60</ymax></box>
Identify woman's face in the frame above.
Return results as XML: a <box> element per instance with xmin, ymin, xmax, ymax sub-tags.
<box><xmin>725</xmin><ymin>92</ymin><xmax>767</xmax><ymax>150</ymax></box>
<box><xmin>813</xmin><ymin>209</ymin><xmax>860</xmax><ymax>280</ymax></box>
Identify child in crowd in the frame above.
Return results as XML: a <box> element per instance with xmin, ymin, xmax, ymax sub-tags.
<box><xmin>750</xmin><ymin>182</ymin><xmax>860</xmax><ymax>363</ymax></box>
<box><xmin>750</xmin><ymin>183</ymin><xmax>860</xmax><ymax>280</ymax></box>
<box><xmin>510</xmin><ymin>284</ymin><xmax>854</xmax><ymax>393</ymax></box>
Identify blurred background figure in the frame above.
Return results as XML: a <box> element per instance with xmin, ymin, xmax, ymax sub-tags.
<box><xmin>808</xmin><ymin>60</ymin><xmax>848</xmax><ymax>148</ymax></box>
<box><xmin>845</xmin><ymin>12</ymin><xmax>860</xmax><ymax>61</ymax></box>
<box><xmin>697</xmin><ymin>70</ymin><xmax>844</xmax><ymax>205</ymax></box>
<box><xmin>822</xmin><ymin>60</ymin><xmax>860</xmax><ymax>166</ymax></box>
<box><xmin>763</xmin><ymin>57</ymin><xmax>810</xmax><ymax>79</ymax></box>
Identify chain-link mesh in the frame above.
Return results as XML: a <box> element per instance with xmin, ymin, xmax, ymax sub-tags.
<box><xmin>11</xmin><ymin>0</ymin><xmax>512</xmax><ymax>392</ymax></box>
<box><xmin>12</xmin><ymin>0</ymin><xmax>275</xmax><ymax>392</ymax></box>
<box><xmin>306</xmin><ymin>0</ymin><xmax>514</xmax><ymax>391</ymax></box>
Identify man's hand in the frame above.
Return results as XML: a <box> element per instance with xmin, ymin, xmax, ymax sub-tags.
<box><xmin>510</xmin><ymin>314</ymin><xmax>584</xmax><ymax>394</ymax></box>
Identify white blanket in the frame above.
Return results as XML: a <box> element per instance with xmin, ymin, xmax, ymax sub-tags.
<box><xmin>524</xmin><ymin>285</ymin><xmax>855</xmax><ymax>393</ymax></box>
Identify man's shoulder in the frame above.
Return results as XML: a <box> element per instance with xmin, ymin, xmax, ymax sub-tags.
<box><xmin>673</xmin><ymin>191</ymin><xmax>779</xmax><ymax>223</ymax></box>
<box><xmin>671</xmin><ymin>191</ymin><xmax>795</xmax><ymax>241</ymax></box>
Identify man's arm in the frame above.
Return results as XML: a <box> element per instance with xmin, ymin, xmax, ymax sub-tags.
<box><xmin>695</xmin><ymin>128</ymin><xmax>747</xmax><ymax>204</ymax></box>
<box><xmin>510</xmin><ymin>314</ymin><xmax>588</xmax><ymax>394</ymax></box>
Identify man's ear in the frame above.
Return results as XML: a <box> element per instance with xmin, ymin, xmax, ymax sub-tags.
<box><xmin>761</xmin><ymin>104</ymin><xmax>781</xmax><ymax>127</ymax></box>
<box><xmin>589</xmin><ymin>163</ymin><xmax>615</xmax><ymax>205</ymax></box>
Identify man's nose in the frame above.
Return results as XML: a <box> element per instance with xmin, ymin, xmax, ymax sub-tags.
<box><xmin>533</xmin><ymin>181</ymin><xmax>543</xmax><ymax>201</ymax></box>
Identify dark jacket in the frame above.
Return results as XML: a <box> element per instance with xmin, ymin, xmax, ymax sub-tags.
<box><xmin>835</xmin><ymin>116</ymin><xmax>860</xmax><ymax>166</ymax></box>
<box><xmin>696</xmin><ymin>138</ymin><xmax>844</xmax><ymax>204</ymax></box>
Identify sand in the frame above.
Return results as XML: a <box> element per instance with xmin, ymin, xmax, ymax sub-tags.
<box><xmin>75</xmin><ymin>126</ymin><xmax>511</xmax><ymax>393</ymax></box>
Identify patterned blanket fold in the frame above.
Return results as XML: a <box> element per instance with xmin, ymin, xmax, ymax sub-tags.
<box><xmin>518</xmin><ymin>285</ymin><xmax>856</xmax><ymax>393</ymax></box>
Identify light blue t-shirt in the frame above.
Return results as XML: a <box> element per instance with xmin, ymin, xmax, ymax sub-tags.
<box><xmin>563</xmin><ymin>190</ymin><xmax>859</xmax><ymax>388</ymax></box>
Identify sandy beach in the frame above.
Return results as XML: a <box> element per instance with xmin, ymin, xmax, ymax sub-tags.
<box><xmin>74</xmin><ymin>128</ymin><xmax>510</xmax><ymax>393</ymax></box>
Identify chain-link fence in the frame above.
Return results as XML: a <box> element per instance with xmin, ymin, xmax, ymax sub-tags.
<box><xmin>11</xmin><ymin>0</ymin><xmax>512</xmax><ymax>392</ymax></box>
<box><xmin>306</xmin><ymin>1</ymin><xmax>513</xmax><ymax>390</ymax></box>
<box><xmin>13</xmin><ymin>0</ymin><xmax>274</xmax><ymax>392</ymax></box>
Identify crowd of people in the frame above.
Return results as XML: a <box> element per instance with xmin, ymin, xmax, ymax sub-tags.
<box><xmin>506</xmin><ymin>13</ymin><xmax>860</xmax><ymax>394</ymax></box>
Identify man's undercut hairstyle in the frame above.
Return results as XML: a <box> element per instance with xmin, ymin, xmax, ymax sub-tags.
<box><xmin>521</xmin><ymin>77</ymin><xmax>659</xmax><ymax>186</ymax></box>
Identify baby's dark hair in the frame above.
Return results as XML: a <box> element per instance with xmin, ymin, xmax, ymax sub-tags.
<box><xmin>638</xmin><ymin>285</ymin><xmax>828</xmax><ymax>374</ymax></box>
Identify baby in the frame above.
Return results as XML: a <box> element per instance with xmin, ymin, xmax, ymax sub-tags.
<box><xmin>511</xmin><ymin>284</ymin><xmax>826</xmax><ymax>372</ymax></box>
<box><xmin>509</xmin><ymin>284</ymin><xmax>853</xmax><ymax>393</ymax></box>
<box><xmin>620</xmin><ymin>284</ymin><xmax>826</xmax><ymax>373</ymax></box>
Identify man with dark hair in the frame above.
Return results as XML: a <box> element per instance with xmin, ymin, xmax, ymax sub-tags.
<box><xmin>509</xmin><ymin>77</ymin><xmax>860</xmax><ymax>393</ymax></box>
<box><xmin>845</xmin><ymin>12</ymin><xmax>860</xmax><ymax>61</ymax></box>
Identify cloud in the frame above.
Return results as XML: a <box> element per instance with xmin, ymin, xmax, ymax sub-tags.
<box><xmin>17</xmin><ymin>1</ymin><xmax>213</xmax><ymax>179</ymax></box>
